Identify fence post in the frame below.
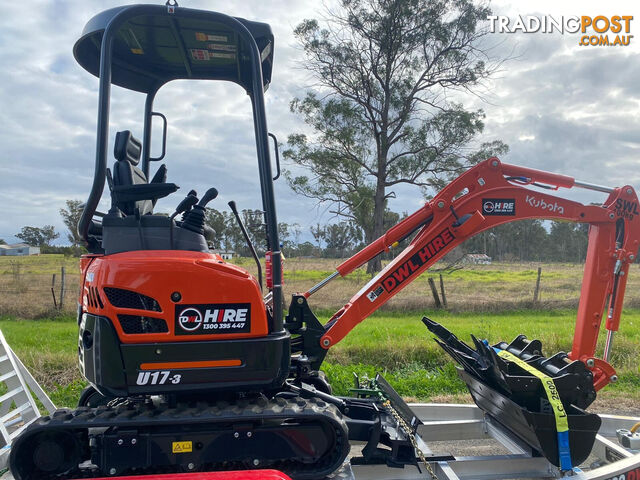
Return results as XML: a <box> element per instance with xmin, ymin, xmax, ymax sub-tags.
<box><xmin>51</xmin><ymin>273</ymin><xmax>57</xmax><ymax>309</ymax></box>
<box><xmin>59</xmin><ymin>267</ymin><xmax>66</xmax><ymax>310</ymax></box>
<box><xmin>439</xmin><ymin>273</ymin><xmax>448</xmax><ymax>308</ymax></box>
<box><xmin>428</xmin><ymin>277</ymin><xmax>442</xmax><ymax>308</ymax></box>
<box><xmin>533</xmin><ymin>266</ymin><xmax>542</xmax><ymax>304</ymax></box>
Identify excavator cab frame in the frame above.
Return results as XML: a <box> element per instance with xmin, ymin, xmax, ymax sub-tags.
<box><xmin>74</xmin><ymin>3</ymin><xmax>284</xmax><ymax>325</ymax></box>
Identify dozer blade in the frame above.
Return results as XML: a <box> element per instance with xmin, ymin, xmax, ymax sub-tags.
<box><xmin>374</xmin><ymin>373</ymin><xmax>422</xmax><ymax>433</ymax></box>
<box><xmin>346</xmin><ymin>372</ymin><xmax>453</xmax><ymax>471</ymax></box>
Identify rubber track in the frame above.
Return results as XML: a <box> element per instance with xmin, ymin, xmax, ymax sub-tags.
<box><xmin>10</xmin><ymin>396</ymin><xmax>350</xmax><ymax>480</ymax></box>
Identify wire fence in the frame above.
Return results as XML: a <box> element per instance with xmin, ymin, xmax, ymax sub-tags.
<box><xmin>2</xmin><ymin>257</ymin><xmax>640</xmax><ymax>318</ymax></box>
<box><xmin>0</xmin><ymin>261</ymin><xmax>80</xmax><ymax>317</ymax></box>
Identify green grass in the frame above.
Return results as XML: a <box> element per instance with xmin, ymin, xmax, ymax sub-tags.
<box><xmin>0</xmin><ymin>316</ymin><xmax>84</xmax><ymax>406</ymax></box>
<box><xmin>324</xmin><ymin>308</ymin><xmax>640</xmax><ymax>400</ymax></box>
<box><xmin>0</xmin><ymin>254</ymin><xmax>78</xmax><ymax>275</ymax></box>
<box><xmin>1</xmin><ymin>309</ymin><xmax>638</xmax><ymax>407</ymax></box>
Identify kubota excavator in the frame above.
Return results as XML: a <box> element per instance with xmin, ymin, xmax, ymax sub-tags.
<box><xmin>8</xmin><ymin>3</ymin><xmax>640</xmax><ymax>480</ymax></box>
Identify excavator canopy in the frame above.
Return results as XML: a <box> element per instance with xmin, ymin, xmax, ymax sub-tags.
<box><xmin>73</xmin><ymin>5</ymin><xmax>274</xmax><ymax>94</ymax></box>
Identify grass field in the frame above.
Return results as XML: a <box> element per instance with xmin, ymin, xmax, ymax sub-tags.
<box><xmin>0</xmin><ymin>254</ymin><xmax>638</xmax><ymax>411</ymax></box>
<box><xmin>1</xmin><ymin>308</ymin><xmax>638</xmax><ymax>409</ymax></box>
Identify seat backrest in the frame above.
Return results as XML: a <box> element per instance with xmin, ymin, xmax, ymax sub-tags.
<box><xmin>112</xmin><ymin>131</ymin><xmax>153</xmax><ymax>215</ymax></box>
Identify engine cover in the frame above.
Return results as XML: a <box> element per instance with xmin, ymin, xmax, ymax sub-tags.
<box><xmin>77</xmin><ymin>251</ymin><xmax>290</xmax><ymax>396</ymax></box>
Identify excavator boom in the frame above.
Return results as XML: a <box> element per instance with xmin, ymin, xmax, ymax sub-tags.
<box><xmin>307</xmin><ymin>157</ymin><xmax>640</xmax><ymax>390</ymax></box>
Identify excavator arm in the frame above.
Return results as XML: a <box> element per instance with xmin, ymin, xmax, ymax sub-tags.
<box><xmin>302</xmin><ymin>157</ymin><xmax>640</xmax><ymax>391</ymax></box>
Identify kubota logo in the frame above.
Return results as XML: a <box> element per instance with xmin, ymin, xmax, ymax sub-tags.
<box><xmin>178</xmin><ymin>308</ymin><xmax>202</xmax><ymax>331</ymax></box>
<box><xmin>525</xmin><ymin>195</ymin><xmax>565</xmax><ymax>215</ymax></box>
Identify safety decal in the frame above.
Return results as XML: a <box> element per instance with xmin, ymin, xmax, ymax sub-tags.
<box><xmin>172</xmin><ymin>441</ymin><xmax>192</xmax><ymax>453</ymax></box>
<box><xmin>367</xmin><ymin>285</ymin><xmax>384</xmax><ymax>302</ymax></box>
<box><xmin>190</xmin><ymin>49</ymin><xmax>236</xmax><ymax>61</ymax></box>
<box><xmin>195</xmin><ymin>32</ymin><xmax>228</xmax><ymax>42</ymax></box>
<box><xmin>482</xmin><ymin>198</ymin><xmax>515</xmax><ymax>216</ymax></box>
<box><xmin>207</xmin><ymin>43</ymin><xmax>237</xmax><ymax>52</ymax></box>
<box><xmin>175</xmin><ymin>303</ymin><xmax>251</xmax><ymax>335</ymax></box>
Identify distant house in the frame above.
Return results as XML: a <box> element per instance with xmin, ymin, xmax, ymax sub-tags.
<box><xmin>212</xmin><ymin>249</ymin><xmax>235</xmax><ymax>260</ymax></box>
<box><xmin>461</xmin><ymin>253</ymin><xmax>492</xmax><ymax>265</ymax></box>
<box><xmin>0</xmin><ymin>243</ymin><xmax>40</xmax><ymax>256</ymax></box>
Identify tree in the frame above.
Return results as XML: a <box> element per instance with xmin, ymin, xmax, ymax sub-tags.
<box><xmin>59</xmin><ymin>200</ymin><xmax>84</xmax><ymax>246</ymax></box>
<box><xmin>323</xmin><ymin>221</ymin><xmax>361</xmax><ymax>257</ymax></box>
<box><xmin>0</xmin><ymin>239</ymin><xmax>6</xmax><ymax>245</ymax></box>
<box><xmin>225</xmin><ymin>209</ymin><xmax>266</xmax><ymax>256</ymax></box>
<box><xmin>279</xmin><ymin>222</ymin><xmax>292</xmax><ymax>250</ymax></box>
<box><xmin>224</xmin><ymin>213</ymin><xmax>245</xmax><ymax>252</ymax></box>
<box><xmin>16</xmin><ymin>225</ymin><xmax>59</xmax><ymax>247</ymax></box>
<box><xmin>462</xmin><ymin>219</ymin><xmax>548</xmax><ymax>261</ymax></box>
<box><xmin>204</xmin><ymin>208</ymin><xmax>228</xmax><ymax>250</ymax></box>
<box><xmin>295</xmin><ymin>241</ymin><xmax>316</xmax><ymax>257</ymax></box>
<box><xmin>285</xmin><ymin>0</ymin><xmax>507</xmax><ymax>272</ymax></box>
<box><xmin>310</xmin><ymin>223</ymin><xmax>325</xmax><ymax>249</ymax></box>
<box><xmin>548</xmin><ymin>221</ymin><xmax>588</xmax><ymax>263</ymax></box>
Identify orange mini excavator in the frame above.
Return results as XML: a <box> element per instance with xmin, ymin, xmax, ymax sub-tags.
<box><xmin>9</xmin><ymin>3</ymin><xmax>640</xmax><ymax>480</ymax></box>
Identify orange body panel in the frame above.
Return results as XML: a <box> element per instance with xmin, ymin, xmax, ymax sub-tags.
<box><xmin>79</xmin><ymin>250</ymin><xmax>268</xmax><ymax>343</ymax></box>
<box><xmin>139</xmin><ymin>360</ymin><xmax>243</xmax><ymax>370</ymax></box>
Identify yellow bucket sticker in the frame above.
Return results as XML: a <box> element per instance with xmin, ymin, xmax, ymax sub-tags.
<box><xmin>172</xmin><ymin>441</ymin><xmax>193</xmax><ymax>453</ymax></box>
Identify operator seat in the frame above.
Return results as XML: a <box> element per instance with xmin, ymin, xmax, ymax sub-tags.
<box><xmin>112</xmin><ymin>130</ymin><xmax>167</xmax><ymax>216</ymax></box>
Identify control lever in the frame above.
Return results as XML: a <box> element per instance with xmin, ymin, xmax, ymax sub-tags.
<box><xmin>169</xmin><ymin>191</ymin><xmax>198</xmax><ymax>249</ymax></box>
<box><xmin>198</xmin><ymin>187</ymin><xmax>219</xmax><ymax>208</ymax></box>
<box><xmin>171</xmin><ymin>190</ymin><xmax>198</xmax><ymax>221</ymax></box>
<box><xmin>181</xmin><ymin>187</ymin><xmax>218</xmax><ymax>235</ymax></box>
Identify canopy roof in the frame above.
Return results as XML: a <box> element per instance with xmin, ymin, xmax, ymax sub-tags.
<box><xmin>73</xmin><ymin>5</ymin><xmax>274</xmax><ymax>94</ymax></box>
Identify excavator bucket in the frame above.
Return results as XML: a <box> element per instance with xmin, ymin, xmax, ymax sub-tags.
<box><xmin>424</xmin><ymin>318</ymin><xmax>602</xmax><ymax>469</ymax></box>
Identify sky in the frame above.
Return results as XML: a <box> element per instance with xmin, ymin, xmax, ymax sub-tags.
<box><xmin>1</xmin><ymin>0</ymin><xmax>640</xmax><ymax>245</ymax></box>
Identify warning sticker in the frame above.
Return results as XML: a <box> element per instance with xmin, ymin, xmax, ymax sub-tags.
<box><xmin>190</xmin><ymin>49</ymin><xmax>236</xmax><ymax>61</ymax></box>
<box><xmin>367</xmin><ymin>285</ymin><xmax>384</xmax><ymax>302</ymax></box>
<box><xmin>195</xmin><ymin>32</ymin><xmax>228</xmax><ymax>42</ymax></box>
<box><xmin>172</xmin><ymin>441</ymin><xmax>193</xmax><ymax>453</ymax></box>
<box><xmin>208</xmin><ymin>43</ymin><xmax>237</xmax><ymax>52</ymax></box>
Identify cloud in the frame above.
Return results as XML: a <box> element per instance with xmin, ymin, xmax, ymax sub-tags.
<box><xmin>1</xmin><ymin>0</ymin><xmax>639</xmax><ymax>244</ymax></box>
<box><xmin>0</xmin><ymin>0</ymin><xmax>323</xmax><ymax>243</ymax></box>
<box><xmin>467</xmin><ymin>0</ymin><xmax>640</xmax><ymax>204</ymax></box>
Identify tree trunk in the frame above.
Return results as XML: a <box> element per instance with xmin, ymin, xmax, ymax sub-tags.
<box><xmin>366</xmin><ymin>173</ymin><xmax>387</xmax><ymax>274</ymax></box>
